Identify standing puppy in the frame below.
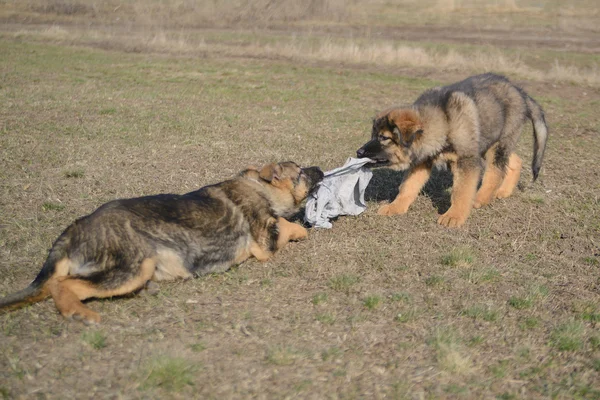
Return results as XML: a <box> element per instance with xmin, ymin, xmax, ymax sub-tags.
<box><xmin>0</xmin><ymin>162</ymin><xmax>323</xmax><ymax>323</ymax></box>
<box><xmin>357</xmin><ymin>73</ymin><xmax>548</xmax><ymax>227</ymax></box>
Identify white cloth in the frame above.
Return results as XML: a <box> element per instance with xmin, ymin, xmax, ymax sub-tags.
<box><xmin>304</xmin><ymin>157</ymin><xmax>375</xmax><ymax>228</ymax></box>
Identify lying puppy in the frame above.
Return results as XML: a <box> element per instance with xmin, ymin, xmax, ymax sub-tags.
<box><xmin>0</xmin><ymin>162</ymin><xmax>323</xmax><ymax>323</ymax></box>
<box><xmin>357</xmin><ymin>73</ymin><xmax>548</xmax><ymax>227</ymax></box>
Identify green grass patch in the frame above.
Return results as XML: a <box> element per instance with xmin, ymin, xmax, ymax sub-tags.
<box><xmin>363</xmin><ymin>295</ymin><xmax>382</xmax><ymax>310</ymax></box>
<box><xmin>444</xmin><ymin>384</ymin><xmax>469</xmax><ymax>395</ymax></box>
<box><xmin>530</xmin><ymin>285</ymin><xmax>550</xmax><ymax>300</ymax></box>
<box><xmin>425</xmin><ymin>275</ymin><xmax>444</xmax><ymax>287</ymax></box>
<box><xmin>427</xmin><ymin>328</ymin><xmax>472</xmax><ymax>375</ymax></box>
<box><xmin>328</xmin><ymin>274</ymin><xmax>359</xmax><ymax>293</ymax></box>
<box><xmin>509</xmin><ymin>286</ymin><xmax>548</xmax><ymax>310</ymax></box>
<box><xmin>321</xmin><ymin>346</ymin><xmax>342</xmax><ymax>361</ymax></box>
<box><xmin>293</xmin><ymin>379</ymin><xmax>312</xmax><ymax>392</ymax></box>
<box><xmin>311</xmin><ymin>292</ymin><xmax>328</xmax><ymax>305</ymax></box>
<box><xmin>315</xmin><ymin>313</ymin><xmax>336</xmax><ymax>325</ymax></box>
<box><xmin>42</xmin><ymin>201</ymin><xmax>65</xmax><ymax>211</ymax></box>
<box><xmin>527</xmin><ymin>195</ymin><xmax>545</xmax><ymax>205</ymax></box>
<box><xmin>463</xmin><ymin>267</ymin><xmax>501</xmax><ymax>284</ymax></box>
<box><xmin>497</xmin><ymin>393</ymin><xmax>516</xmax><ymax>400</ymax></box>
<box><xmin>550</xmin><ymin>321</ymin><xmax>584</xmax><ymax>352</ymax></box>
<box><xmin>260</xmin><ymin>278</ymin><xmax>272</xmax><ymax>287</ymax></box>
<box><xmin>81</xmin><ymin>330</ymin><xmax>107</xmax><ymax>350</ymax></box>
<box><xmin>0</xmin><ymin>387</ymin><xmax>11</xmax><ymax>399</ymax></box>
<box><xmin>508</xmin><ymin>296</ymin><xmax>532</xmax><ymax>309</ymax></box>
<box><xmin>390</xmin><ymin>292</ymin><xmax>411</xmax><ymax>303</ymax></box>
<box><xmin>468</xmin><ymin>335</ymin><xmax>484</xmax><ymax>347</ymax></box>
<box><xmin>579</xmin><ymin>303</ymin><xmax>600</xmax><ymax>323</ymax></box>
<box><xmin>266</xmin><ymin>346</ymin><xmax>301</xmax><ymax>366</ymax></box>
<box><xmin>441</xmin><ymin>247</ymin><xmax>475</xmax><ymax>267</ymax></box>
<box><xmin>519</xmin><ymin>317</ymin><xmax>540</xmax><ymax>330</ymax></box>
<box><xmin>516</xmin><ymin>346</ymin><xmax>531</xmax><ymax>360</ymax></box>
<box><xmin>99</xmin><ymin>107</ymin><xmax>117</xmax><ymax>115</ymax></box>
<box><xmin>64</xmin><ymin>168</ymin><xmax>85</xmax><ymax>178</ymax></box>
<box><xmin>480</xmin><ymin>268</ymin><xmax>501</xmax><ymax>282</ymax></box>
<box><xmin>589</xmin><ymin>336</ymin><xmax>600</xmax><ymax>351</ymax></box>
<box><xmin>142</xmin><ymin>356</ymin><xmax>196</xmax><ymax>392</ymax></box>
<box><xmin>581</xmin><ymin>256</ymin><xmax>598</xmax><ymax>266</ymax></box>
<box><xmin>489</xmin><ymin>360</ymin><xmax>510</xmax><ymax>378</ymax></box>
<box><xmin>189</xmin><ymin>343</ymin><xmax>206</xmax><ymax>353</ymax></box>
<box><xmin>460</xmin><ymin>305</ymin><xmax>499</xmax><ymax>322</ymax></box>
<box><xmin>525</xmin><ymin>253</ymin><xmax>538</xmax><ymax>261</ymax></box>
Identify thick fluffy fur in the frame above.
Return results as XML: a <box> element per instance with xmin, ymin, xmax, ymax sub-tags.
<box><xmin>0</xmin><ymin>162</ymin><xmax>323</xmax><ymax>323</ymax></box>
<box><xmin>357</xmin><ymin>73</ymin><xmax>548</xmax><ymax>227</ymax></box>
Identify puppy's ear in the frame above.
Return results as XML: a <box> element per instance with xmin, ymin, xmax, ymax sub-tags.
<box><xmin>259</xmin><ymin>163</ymin><xmax>281</xmax><ymax>182</ymax></box>
<box><xmin>389</xmin><ymin>109</ymin><xmax>423</xmax><ymax>148</ymax></box>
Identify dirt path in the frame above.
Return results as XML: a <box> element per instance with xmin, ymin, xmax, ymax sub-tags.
<box><xmin>302</xmin><ymin>25</ymin><xmax>600</xmax><ymax>53</ymax></box>
<box><xmin>2</xmin><ymin>18</ymin><xmax>600</xmax><ymax>53</ymax></box>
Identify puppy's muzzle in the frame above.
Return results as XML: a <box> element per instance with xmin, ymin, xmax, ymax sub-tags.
<box><xmin>302</xmin><ymin>166</ymin><xmax>324</xmax><ymax>194</ymax></box>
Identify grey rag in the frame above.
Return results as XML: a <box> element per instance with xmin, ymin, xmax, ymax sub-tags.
<box><xmin>304</xmin><ymin>157</ymin><xmax>375</xmax><ymax>229</ymax></box>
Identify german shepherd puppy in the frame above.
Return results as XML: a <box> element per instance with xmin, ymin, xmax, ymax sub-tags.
<box><xmin>0</xmin><ymin>162</ymin><xmax>323</xmax><ymax>323</ymax></box>
<box><xmin>357</xmin><ymin>73</ymin><xmax>548</xmax><ymax>227</ymax></box>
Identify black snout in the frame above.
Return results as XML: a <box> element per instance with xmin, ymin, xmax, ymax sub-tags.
<box><xmin>302</xmin><ymin>166</ymin><xmax>324</xmax><ymax>193</ymax></box>
<box><xmin>303</xmin><ymin>166</ymin><xmax>324</xmax><ymax>183</ymax></box>
<box><xmin>356</xmin><ymin>139</ymin><xmax>381</xmax><ymax>159</ymax></box>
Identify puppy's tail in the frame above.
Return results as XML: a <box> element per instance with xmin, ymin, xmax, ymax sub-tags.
<box><xmin>0</xmin><ymin>234</ymin><xmax>70</xmax><ymax>311</ymax></box>
<box><xmin>0</xmin><ymin>284</ymin><xmax>49</xmax><ymax>311</ymax></box>
<box><xmin>524</xmin><ymin>94</ymin><xmax>548</xmax><ymax>182</ymax></box>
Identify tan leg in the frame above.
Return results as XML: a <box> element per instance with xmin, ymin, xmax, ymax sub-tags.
<box><xmin>276</xmin><ymin>217</ymin><xmax>308</xmax><ymax>250</ymax></box>
<box><xmin>48</xmin><ymin>258</ymin><xmax>156</xmax><ymax>324</ymax></box>
<box><xmin>474</xmin><ymin>148</ymin><xmax>504</xmax><ymax>209</ymax></box>
<box><xmin>250</xmin><ymin>242</ymin><xmax>273</xmax><ymax>262</ymax></box>
<box><xmin>378</xmin><ymin>163</ymin><xmax>432</xmax><ymax>216</ymax></box>
<box><xmin>47</xmin><ymin>279</ymin><xmax>101</xmax><ymax>324</ymax></box>
<box><xmin>438</xmin><ymin>163</ymin><xmax>480</xmax><ymax>228</ymax></box>
<box><xmin>250</xmin><ymin>218</ymin><xmax>308</xmax><ymax>261</ymax></box>
<box><xmin>495</xmin><ymin>153</ymin><xmax>522</xmax><ymax>199</ymax></box>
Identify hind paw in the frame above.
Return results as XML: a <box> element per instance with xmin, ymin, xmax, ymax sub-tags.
<box><xmin>140</xmin><ymin>280</ymin><xmax>160</xmax><ymax>296</ymax></box>
<box><xmin>63</xmin><ymin>306</ymin><xmax>101</xmax><ymax>325</ymax></box>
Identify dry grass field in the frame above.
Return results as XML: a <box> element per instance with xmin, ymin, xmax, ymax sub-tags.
<box><xmin>0</xmin><ymin>1</ymin><xmax>599</xmax><ymax>399</ymax></box>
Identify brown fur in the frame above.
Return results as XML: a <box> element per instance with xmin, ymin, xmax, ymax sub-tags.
<box><xmin>357</xmin><ymin>73</ymin><xmax>548</xmax><ymax>227</ymax></box>
<box><xmin>0</xmin><ymin>162</ymin><xmax>323</xmax><ymax>323</ymax></box>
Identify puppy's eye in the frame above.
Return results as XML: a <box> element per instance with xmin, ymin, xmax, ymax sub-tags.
<box><xmin>379</xmin><ymin>135</ymin><xmax>391</xmax><ymax>142</ymax></box>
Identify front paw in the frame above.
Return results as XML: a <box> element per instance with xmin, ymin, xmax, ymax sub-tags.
<box><xmin>473</xmin><ymin>191</ymin><xmax>493</xmax><ymax>209</ymax></box>
<box><xmin>377</xmin><ymin>203</ymin><xmax>408</xmax><ymax>216</ymax></box>
<box><xmin>437</xmin><ymin>211</ymin><xmax>467</xmax><ymax>228</ymax></box>
<box><xmin>473</xmin><ymin>198</ymin><xmax>489</xmax><ymax>209</ymax></box>
<box><xmin>291</xmin><ymin>224</ymin><xmax>308</xmax><ymax>241</ymax></box>
<box><xmin>495</xmin><ymin>187</ymin><xmax>514</xmax><ymax>199</ymax></box>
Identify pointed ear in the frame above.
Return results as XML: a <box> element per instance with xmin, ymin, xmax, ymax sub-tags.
<box><xmin>259</xmin><ymin>163</ymin><xmax>280</xmax><ymax>182</ymax></box>
<box><xmin>388</xmin><ymin>109</ymin><xmax>423</xmax><ymax>148</ymax></box>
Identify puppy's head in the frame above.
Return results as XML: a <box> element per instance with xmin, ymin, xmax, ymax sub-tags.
<box><xmin>257</xmin><ymin>161</ymin><xmax>324</xmax><ymax>216</ymax></box>
<box><xmin>356</xmin><ymin>108</ymin><xmax>423</xmax><ymax>171</ymax></box>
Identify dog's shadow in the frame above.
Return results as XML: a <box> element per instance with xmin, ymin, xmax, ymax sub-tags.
<box><xmin>365</xmin><ymin>168</ymin><xmax>454</xmax><ymax>214</ymax></box>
